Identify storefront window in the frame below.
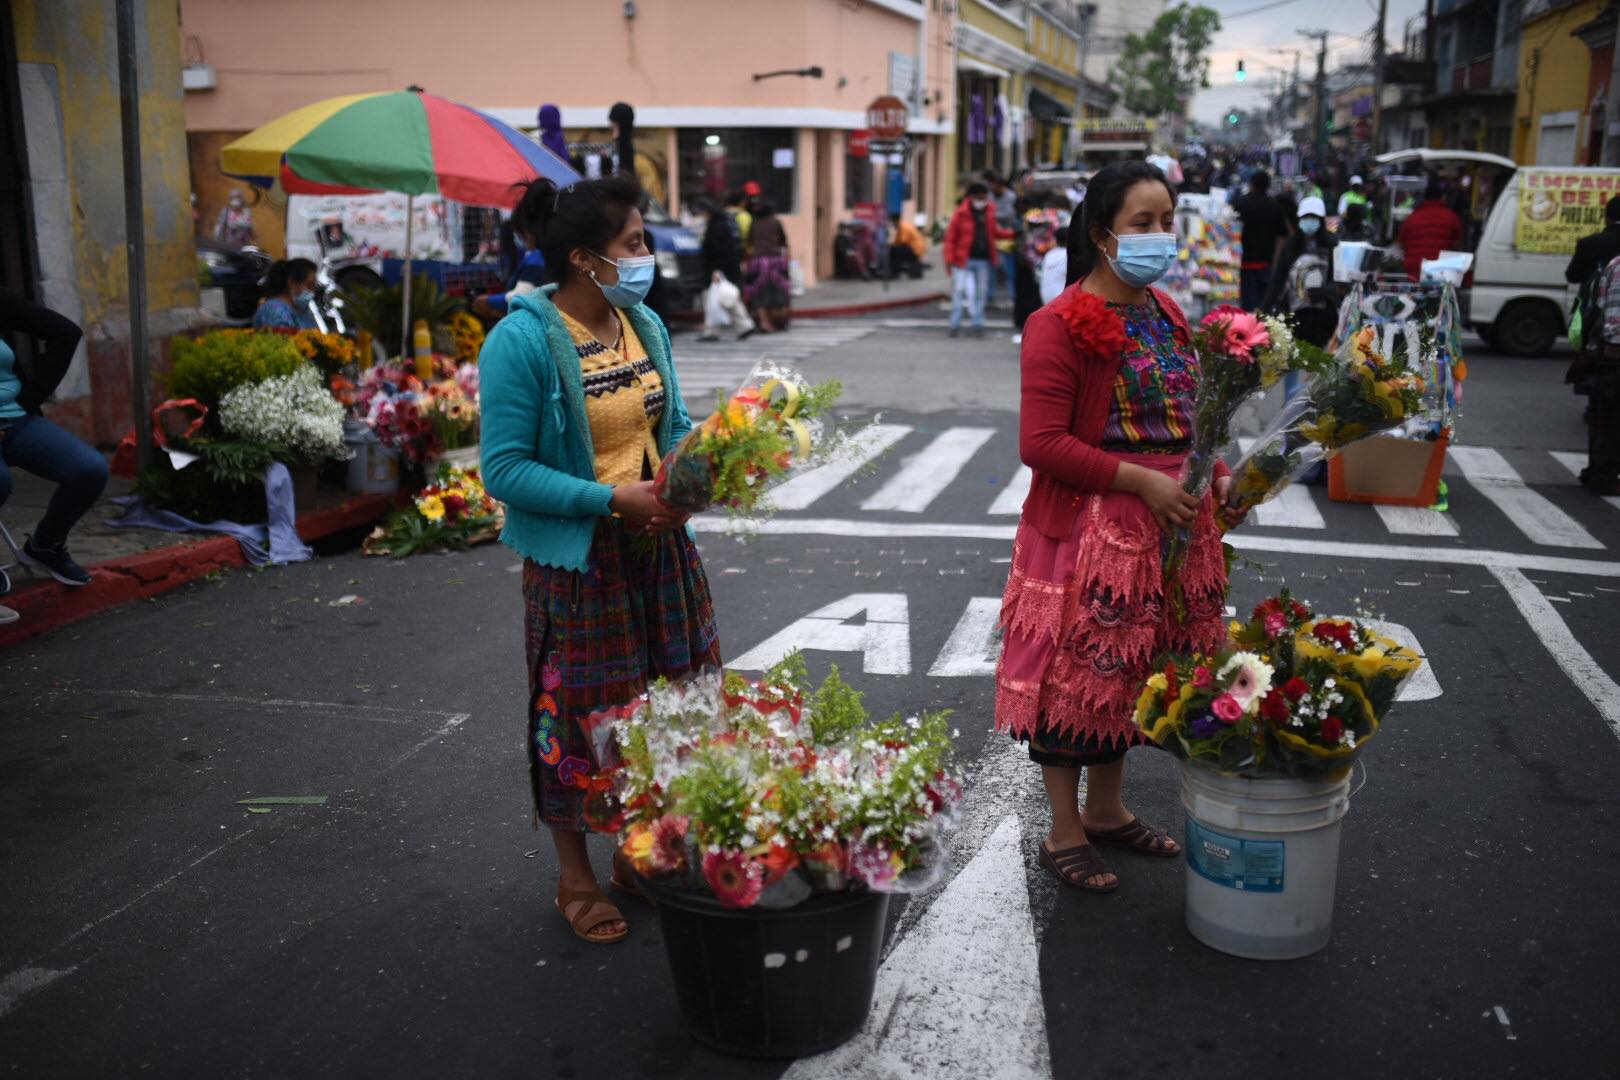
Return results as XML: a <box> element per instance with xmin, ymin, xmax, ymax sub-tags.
<box><xmin>676</xmin><ymin>128</ymin><xmax>797</xmax><ymax>213</ymax></box>
<box><xmin>846</xmin><ymin>149</ymin><xmax>874</xmax><ymax>209</ymax></box>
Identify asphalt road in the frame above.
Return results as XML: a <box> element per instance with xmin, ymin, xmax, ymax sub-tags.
<box><xmin>3</xmin><ymin>310</ymin><xmax>1619</xmax><ymax>1079</ymax></box>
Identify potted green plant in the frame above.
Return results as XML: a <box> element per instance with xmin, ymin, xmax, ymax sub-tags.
<box><xmin>583</xmin><ymin>655</ymin><xmax>960</xmax><ymax>1058</ymax></box>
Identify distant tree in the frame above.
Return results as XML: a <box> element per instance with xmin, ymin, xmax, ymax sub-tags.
<box><xmin>1116</xmin><ymin>4</ymin><xmax>1222</xmax><ymax>119</ymax></box>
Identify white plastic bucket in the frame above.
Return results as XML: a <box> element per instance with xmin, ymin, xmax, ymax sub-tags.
<box><xmin>1180</xmin><ymin>765</ymin><xmax>1351</xmax><ymax>960</ymax></box>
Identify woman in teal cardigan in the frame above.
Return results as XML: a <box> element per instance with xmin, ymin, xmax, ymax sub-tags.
<box><xmin>480</xmin><ymin>176</ymin><xmax>722</xmax><ymax>945</ymax></box>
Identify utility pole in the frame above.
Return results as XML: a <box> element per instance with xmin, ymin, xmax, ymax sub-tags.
<box><xmin>1604</xmin><ymin>4</ymin><xmax>1620</xmax><ymax>164</ymax></box>
<box><xmin>1299</xmin><ymin>28</ymin><xmax>1331</xmax><ymax>166</ymax></box>
<box><xmin>115</xmin><ymin>0</ymin><xmax>151</xmax><ymax>475</ymax></box>
<box><xmin>1372</xmin><ymin>0</ymin><xmax>1388</xmax><ymax>153</ymax></box>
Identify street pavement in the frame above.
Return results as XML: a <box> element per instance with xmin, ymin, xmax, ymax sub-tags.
<box><xmin>3</xmin><ymin>309</ymin><xmax>1619</xmax><ymax>1078</ymax></box>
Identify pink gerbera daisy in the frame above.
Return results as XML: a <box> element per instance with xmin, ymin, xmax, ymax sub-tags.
<box><xmin>702</xmin><ymin>849</ymin><xmax>764</xmax><ymax>909</ymax></box>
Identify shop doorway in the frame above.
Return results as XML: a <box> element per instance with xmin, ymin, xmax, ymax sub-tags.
<box><xmin>0</xmin><ymin>0</ymin><xmax>38</xmax><ymax>299</ymax></box>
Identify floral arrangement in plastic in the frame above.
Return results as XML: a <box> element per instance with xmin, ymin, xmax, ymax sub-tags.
<box><xmin>1164</xmin><ymin>308</ymin><xmax>1327</xmax><ymax>581</ymax></box>
<box><xmin>289</xmin><ymin>329</ymin><xmax>360</xmax><ymax>378</ymax></box>
<box><xmin>351</xmin><ymin>363</ymin><xmax>440</xmax><ymax>464</ymax></box>
<box><xmin>654</xmin><ymin>363</ymin><xmax>845</xmax><ymax>515</ymax></box>
<box><xmin>442</xmin><ymin>311</ymin><xmax>486</xmax><ymax>366</ymax></box>
<box><xmin>217</xmin><ymin>364</ymin><xmax>348</xmax><ymax>465</ymax></box>
<box><xmin>424</xmin><ymin>377</ymin><xmax>479</xmax><ymax>450</ymax></box>
<box><xmin>363</xmin><ymin>463</ymin><xmax>502</xmax><ymax>557</ymax></box>
<box><xmin>1224</xmin><ymin>326</ymin><xmax>1427</xmax><ymax>517</ymax></box>
<box><xmin>1132</xmin><ymin>590</ymin><xmax>1422</xmax><ymax>780</ymax></box>
<box><xmin>583</xmin><ymin>654</ymin><xmax>961</xmax><ymax>909</ymax></box>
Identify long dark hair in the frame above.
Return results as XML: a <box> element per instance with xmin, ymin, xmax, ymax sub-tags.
<box><xmin>262</xmin><ymin>258</ymin><xmax>316</xmax><ymax>299</ymax></box>
<box><xmin>510</xmin><ymin>175</ymin><xmax>645</xmax><ymax>284</ymax></box>
<box><xmin>1066</xmin><ymin>160</ymin><xmax>1174</xmax><ymax>284</ymax></box>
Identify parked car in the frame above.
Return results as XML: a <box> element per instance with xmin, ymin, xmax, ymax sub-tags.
<box><xmin>195</xmin><ymin>238</ymin><xmax>271</xmax><ymax>321</ymax></box>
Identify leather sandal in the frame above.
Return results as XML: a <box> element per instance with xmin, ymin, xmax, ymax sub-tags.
<box><xmin>1038</xmin><ymin>841</ymin><xmax>1118</xmax><ymax>893</ymax></box>
<box><xmin>1087</xmin><ymin>817</ymin><xmax>1181</xmax><ymax>857</ymax></box>
<box><xmin>610</xmin><ymin>849</ymin><xmax>646</xmax><ymax>899</ymax></box>
<box><xmin>555</xmin><ymin>885</ymin><xmax>628</xmax><ymax>944</ymax></box>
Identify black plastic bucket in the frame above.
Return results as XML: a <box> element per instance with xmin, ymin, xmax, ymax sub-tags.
<box><xmin>645</xmin><ymin>880</ymin><xmax>890</xmax><ymax>1058</ymax></box>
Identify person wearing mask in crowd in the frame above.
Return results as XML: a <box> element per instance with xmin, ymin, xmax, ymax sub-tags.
<box><xmin>1014</xmin><ymin>194</ymin><xmax>1068</xmax><ymax>343</ymax></box>
<box><xmin>1039</xmin><ymin>224</ymin><xmax>1070</xmax><ymax>307</ymax></box>
<box><xmin>944</xmin><ymin>182</ymin><xmax>1011</xmax><ymax>338</ymax></box>
<box><xmin>889</xmin><ymin>212</ymin><xmax>928</xmax><ymax>280</ymax></box>
<box><xmin>479</xmin><ymin>174</ymin><xmax>721</xmax><ymax>945</ymax></box>
<box><xmin>1002</xmin><ymin>161</ymin><xmax>1243</xmax><ymax>894</ymax></box>
<box><xmin>986</xmin><ymin>172</ymin><xmax>1021</xmax><ymax>307</ymax></box>
<box><xmin>252</xmin><ymin>259</ymin><xmax>320</xmax><ymax>330</ymax></box>
<box><xmin>215</xmin><ymin>189</ymin><xmax>256</xmax><ymax>248</ymax></box>
<box><xmin>0</xmin><ymin>289</ymin><xmax>108</xmax><ymax>619</ymax></box>
<box><xmin>1397</xmin><ymin>182</ymin><xmax>1465</xmax><ymax>282</ymax></box>
<box><xmin>1263</xmin><ymin>196</ymin><xmax>1338</xmax><ymax>347</ymax></box>
<box><xmin>1233</xmin><ymin>170</ymin><xmax>1291</xmax><ymax>312</ymax></box>
<box><xmin>742</xmin><ymin>199</ymin><xmax>792</xmax><ymax>333</ymax></box>
<box><xmin>476</xmin><ymin>220</ymin><xmax>548</xmax><ymax>320</ymax></box>
<box><xmin>1338</xmin><ymin>175</ymin><xmax>1369</xmax><ymax>218</ymax></box>
<box><xmin>698</xmin><ymin>199</ymin><xmax>755</xmax><ymax>341</ymax></box>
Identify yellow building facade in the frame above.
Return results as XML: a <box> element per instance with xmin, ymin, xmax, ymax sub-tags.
<box><xmin>1514</xmin><ymin>0</ymin><xmax>1605</xmax><ymax>165</ymax></box>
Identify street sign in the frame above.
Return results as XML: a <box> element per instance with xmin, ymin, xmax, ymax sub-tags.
<box><xmin>849</xmin><ymin>129</ymin><xmax>872</xmax><ymax>157</ymax></box>
<box><xmin>866</xmin><ymin>95</ymin><xmax>909</xmax><ymax>140</ymax></box>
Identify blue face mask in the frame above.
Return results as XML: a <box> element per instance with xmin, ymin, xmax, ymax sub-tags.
<box><xmin>294</xmin><ymin>289</ymin><xmax>314</xmax><ymax>306</ymax></box>
<box><xmin>1299</xmin><ymin>217</ymin><xmax>1322</xmax><ymax>236</ymax></box>
<box><xmin>591</xmin><ymin>252</ymin><xmax>656</xmax><ymax>308</ymax></box>
<box><xmin>1107</xmin><ymin>230</ymin><xmax>1178</xmax><ymax>288</ymax></box>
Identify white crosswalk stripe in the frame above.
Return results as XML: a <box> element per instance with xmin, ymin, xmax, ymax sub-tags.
<box><xmin>673</xmin><ymin>320</ymin><xmax>881</xmax><ymax>417</ymax></box>
<box><xmin>1374</xmin><ymin>503</ymin><xmax>1460</xmax><ymax>536</ymax></box>
<box><xmin>767</xmin><ymin>424</ymin><xmax>913</xmax><ymax>511</ymax></box>
<box><xmin>1550</xmin><ymin>450</ymin><xmax>1620</xmax><ymax>511</ymax></box>
<box><xmin>1236</xmin><ymin>438</ymin><xmax>1325</xmax><ymax>529</ymax></box>
<box><xmin>989</xmin><ymin>465</ymin><xmax>1032</xmax><ymax>515</ymax></box>
<box><xmin>861</xmin><ymin>427</ymin><xmax>997</xmax><ymax>513</ymax></box>
<box><xmin>1449</xmin><ymin>446</ymin><xmax>1603</xmax><ymax>549</ymax></box>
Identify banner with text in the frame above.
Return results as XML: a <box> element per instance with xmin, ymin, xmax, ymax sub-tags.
<box><xmin>1516</xmin><ymin>169</ymin><xmax>1620</xmax><ymax>255</ymax></box>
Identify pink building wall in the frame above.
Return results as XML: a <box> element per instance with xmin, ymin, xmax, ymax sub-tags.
<box><xmin>180</xmin><ymin>0</ymin><xmax>954</xmax><ymax>282</ymax></box>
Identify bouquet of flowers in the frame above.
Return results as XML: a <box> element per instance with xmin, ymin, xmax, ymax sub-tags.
<box><xmin>289</xmin><ymin>329</ymin><xmax>361</xmax><ymax>378</ymax></box>
<box><xmin>583</xmin><ymin>654</ymin><xmax>961</xmax><ymax>909</ymax></box>
<box><xmin>1224</xmin><ymin>326</ymin><xmax>1426</xmax><ymax>516</ymax></box>
<box><xmin>363</xmin><ymin>463</ymin><xmax>503</xmax><ymax>557</ymax></box>
<box><xmin>217</xmin><ymin>364</ymin><xmax>348</xmax><ymax>465</ymax></box>
<box><xmin>654</xmin><ymin>363</ymin><xmax>843</xmax><ymax>514</ymax></box>
<box><xmin>424</xmin><ymin>377</ymin><xmax>479</xmax><ymax>451</ymax></box>
<box><xmin>1132</xmin><ymin>590</ymin><xmax>1422</xmax><ymax>780</ymax></box>
<box><xmin>441</xmin><ymin>311</ymin><xmax>486</xmax><ymax>366</ymax></box>
<box><xmin>1164</xmin><ymin>307</ymin><xmax>1323</xmax><ymax>579</ymax></box>
<box><xmin>351</xmin><ymin>363</ymin><xmax>440</xmax><ymax>464</ymax></box>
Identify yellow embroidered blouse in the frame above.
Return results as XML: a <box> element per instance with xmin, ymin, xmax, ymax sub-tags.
<box><xmin>561</xmin><ymin>309</ymin><xmax>665</xmax><ymax>486</ymax></box>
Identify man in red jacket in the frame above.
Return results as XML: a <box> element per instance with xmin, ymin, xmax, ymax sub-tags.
<box><xmin>944</xmin><ymin>182</ymin><xmax>1012</xmax><ymax>338</ymax></box>
<box><xmin>1398</xmin><ymin>183</ymin><xmax>1465</xmax><ymax>282</ymax></box>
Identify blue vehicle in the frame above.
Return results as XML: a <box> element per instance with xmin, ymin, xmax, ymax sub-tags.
<box><xmin>642</xmin><ymin>194</ymin><xmax>706</xmax><ymax>320</ymax></box>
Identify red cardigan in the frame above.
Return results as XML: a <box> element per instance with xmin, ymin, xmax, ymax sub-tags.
<box><xmin>1018</xmin><ymin>279</ymin><xmax>1228</xmax><ymax>539</ymax></box>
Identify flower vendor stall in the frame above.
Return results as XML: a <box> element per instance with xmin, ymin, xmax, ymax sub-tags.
<box><xmin>1133</xmin><ymin>592</ymin><xmax>1422</xmax><ymax>959</ymax></box>
<box><xmin>1164</xmin><ymin>191</ymin><xmax>1242</xmax><ymax>323</ymax></box>
<box><xmin>581</xmin><ymin>654</ymin><xmax>961</xmax><ymax>1057</ymax></box>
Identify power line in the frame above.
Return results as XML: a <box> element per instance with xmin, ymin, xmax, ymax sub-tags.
<box><xmin>1221</xmin><ymin>0</ymin><xmax>1307</xmax><ymax>20</ymax></box>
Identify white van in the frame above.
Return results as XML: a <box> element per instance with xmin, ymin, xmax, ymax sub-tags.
<box><xmin>1376</xmin><ymin>151</ymin><xmax>1620</xmax><ymax>356</ymax></box>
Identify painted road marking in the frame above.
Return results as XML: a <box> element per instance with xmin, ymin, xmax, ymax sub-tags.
<box><xmin>1490</xmin><ymin>567</ymin><xmax>1620</xmax><ymax>742</ymax></box>
<box><xmin>1449</xmin><ymin>446</ymin><xmax>1603</xmax><ymax>549</ymax></box>
<box><xmin>861</xmin><ymin>427</ymin><xmax>997</xmax><ymax>513</ymax></box>
<box><xmin>1550</xmin><ymin>450</ymin><xmax>1620</xmax><ymax>512</ymax></box>
<box><xmin>729</xmin><ymin>593</ymin><xmax>912</xmax><ymax>674</ymax></box>
<box><xmin>989</xmin><ymin>464</ymin><xmax>1033</xmax><ymax>515</ymax></box>
<box><xmin>1374</xmin><ymin>503</ymin><xmax>1460</xmax><ymax>536</ymax></box>
<box><xmin>782</xmin><ymin>814</ymin><xmax>1050</xmax><ymax>1080</ymax></box>
<box><xmin>927</xmin><ymin>597</ymin><xmax>1003</xmax><ymax>677</ymax></box>
<box><xmin>766</xmin><ymin>425</ymin><xmax>912</xmax><ymax>511</ymax></box>
<box><xmin>692</xmin><ymin>517</ymin><xmax>1620</xmax><ymax>579</ymax></box>
<box><xmin>1237</xmin><ymin>439</ymin><xmax>1325</xmax><ymax>529</ymax></box>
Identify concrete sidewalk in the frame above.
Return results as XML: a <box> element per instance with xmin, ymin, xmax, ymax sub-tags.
<box><xmin>793</xmin><ymin>260</ymin><xmax>947</xmax><ymax>316</ymax></box>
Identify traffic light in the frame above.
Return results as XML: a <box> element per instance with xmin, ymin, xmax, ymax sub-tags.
<box><xmin>1235</xmin><ymin>59</ymin><xmax>1246</xmax><ymax>83</ymax></box>
<box><xmin>1227</xmin><ymin>111</ymin><xmax>1240</xmax><ymax>126</ymax></box>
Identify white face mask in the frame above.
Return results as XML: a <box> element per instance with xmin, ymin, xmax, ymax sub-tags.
<box><xmin>971</xmin><ymin>199</ymin><xmax>988</xmax><ymax>211</ymax></box>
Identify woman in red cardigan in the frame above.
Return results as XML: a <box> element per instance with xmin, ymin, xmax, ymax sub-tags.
<box><xmin>995</xmin><ymin>161</ymin><xmax>1241</xmax><ymax>892</ymax></box>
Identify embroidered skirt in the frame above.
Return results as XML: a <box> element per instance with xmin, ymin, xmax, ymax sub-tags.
<box><xmin>995</xmin><ymin>452</ymin><xmax>1226</xmax><ymax>765</ymax></box>
<box><xmin>743</xmin><ymin>254</ymin><xmax>792</xmax><ymax>310</ymax></box>
<box><xmin>522</xmin><ymin>521</ymin><xmax>722</xmax><ymax>831</ymax></box>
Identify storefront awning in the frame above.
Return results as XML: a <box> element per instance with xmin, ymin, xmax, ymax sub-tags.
<box><xmin>1027</xmin><ymin>86</ymin><xmax>1072</xmax><ymax>122</ymax></box>
<box><xmin>957</xmin><ymin>55</ymin><xmax>1011</xmax><ymax>80</ymax></box>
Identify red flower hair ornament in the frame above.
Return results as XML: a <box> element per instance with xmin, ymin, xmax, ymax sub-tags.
<box><xmin>1049</xmin><ymin>288</ymin><xmax>1128</xmax><ymax>362</ymax></box>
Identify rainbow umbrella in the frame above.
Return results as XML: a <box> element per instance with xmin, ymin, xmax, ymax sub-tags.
<box><xmin>222</xmin><ymin>88</ymin><xmax>578</xmax><ymax>348</ymax></box>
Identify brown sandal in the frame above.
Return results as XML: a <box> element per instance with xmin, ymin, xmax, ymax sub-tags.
<box><xmin>1087</xmin><ymin>817</ymin><xmax>1181</xmax><ymax>857</ymax></box>
<box><xmin>555</xmin><ymin>885</ymin><xmax>628</xmax><ymax>944</ymax></box>
<box><xmin>610</xmin><ymin>849</ymin><xmax>646</xmax><ymax>899</ymax></box>
<box><xmin>1038</xmin><ymin>841</ymin><xmax>1118</xmax><ymax>893</ymax></box>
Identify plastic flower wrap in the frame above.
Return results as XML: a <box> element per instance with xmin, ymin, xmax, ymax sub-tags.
<box><xmin>1132</xmin><ymin>590</ymin><xmax>1422</xmax><ymax>780</ymax></box>
<box><xmin>582</xmin><ymin>654</ymin><xmax>961</xmax><ymax>910</ymax></box>
<box><xmin>424</xmin><ymin>377</ymin><xmax>479</xmax><ymax>450</ymax></box>
<box><xmin>363</xmin><ymin>463</ymin><xmax>503</xmax><ymax>557</ymax></box>
<box><xmin>654</xmin><ymin>362</ymin><xmax>844</xmax><ymax>514</ymax></box>
<box><xmin>1223</xmin><ymin>326</ymin><xmax>1427</xmax><ymax>517</ymax></box>
<box><xmin>1164</xmin><ymin>308</ymin><xmax>1322</xmax><ymax>583</ymax></box>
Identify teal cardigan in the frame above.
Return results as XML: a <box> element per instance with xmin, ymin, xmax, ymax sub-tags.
<box><xmin>478</xmin><ymin>287</ymin><xmax>693</xmax><ymax>571</ymax></box>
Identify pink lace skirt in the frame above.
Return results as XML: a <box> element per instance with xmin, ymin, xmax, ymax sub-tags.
<box><xmin>995</xmin><ymin>452</ymin><xmax>1227</xmax><ymax>754</ymax></box>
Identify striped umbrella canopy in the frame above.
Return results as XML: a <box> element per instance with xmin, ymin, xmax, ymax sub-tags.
<box><xmin>220</xmin><ymin>88</ymin><xmax>578</xmax><ymax>208</ymax></box>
